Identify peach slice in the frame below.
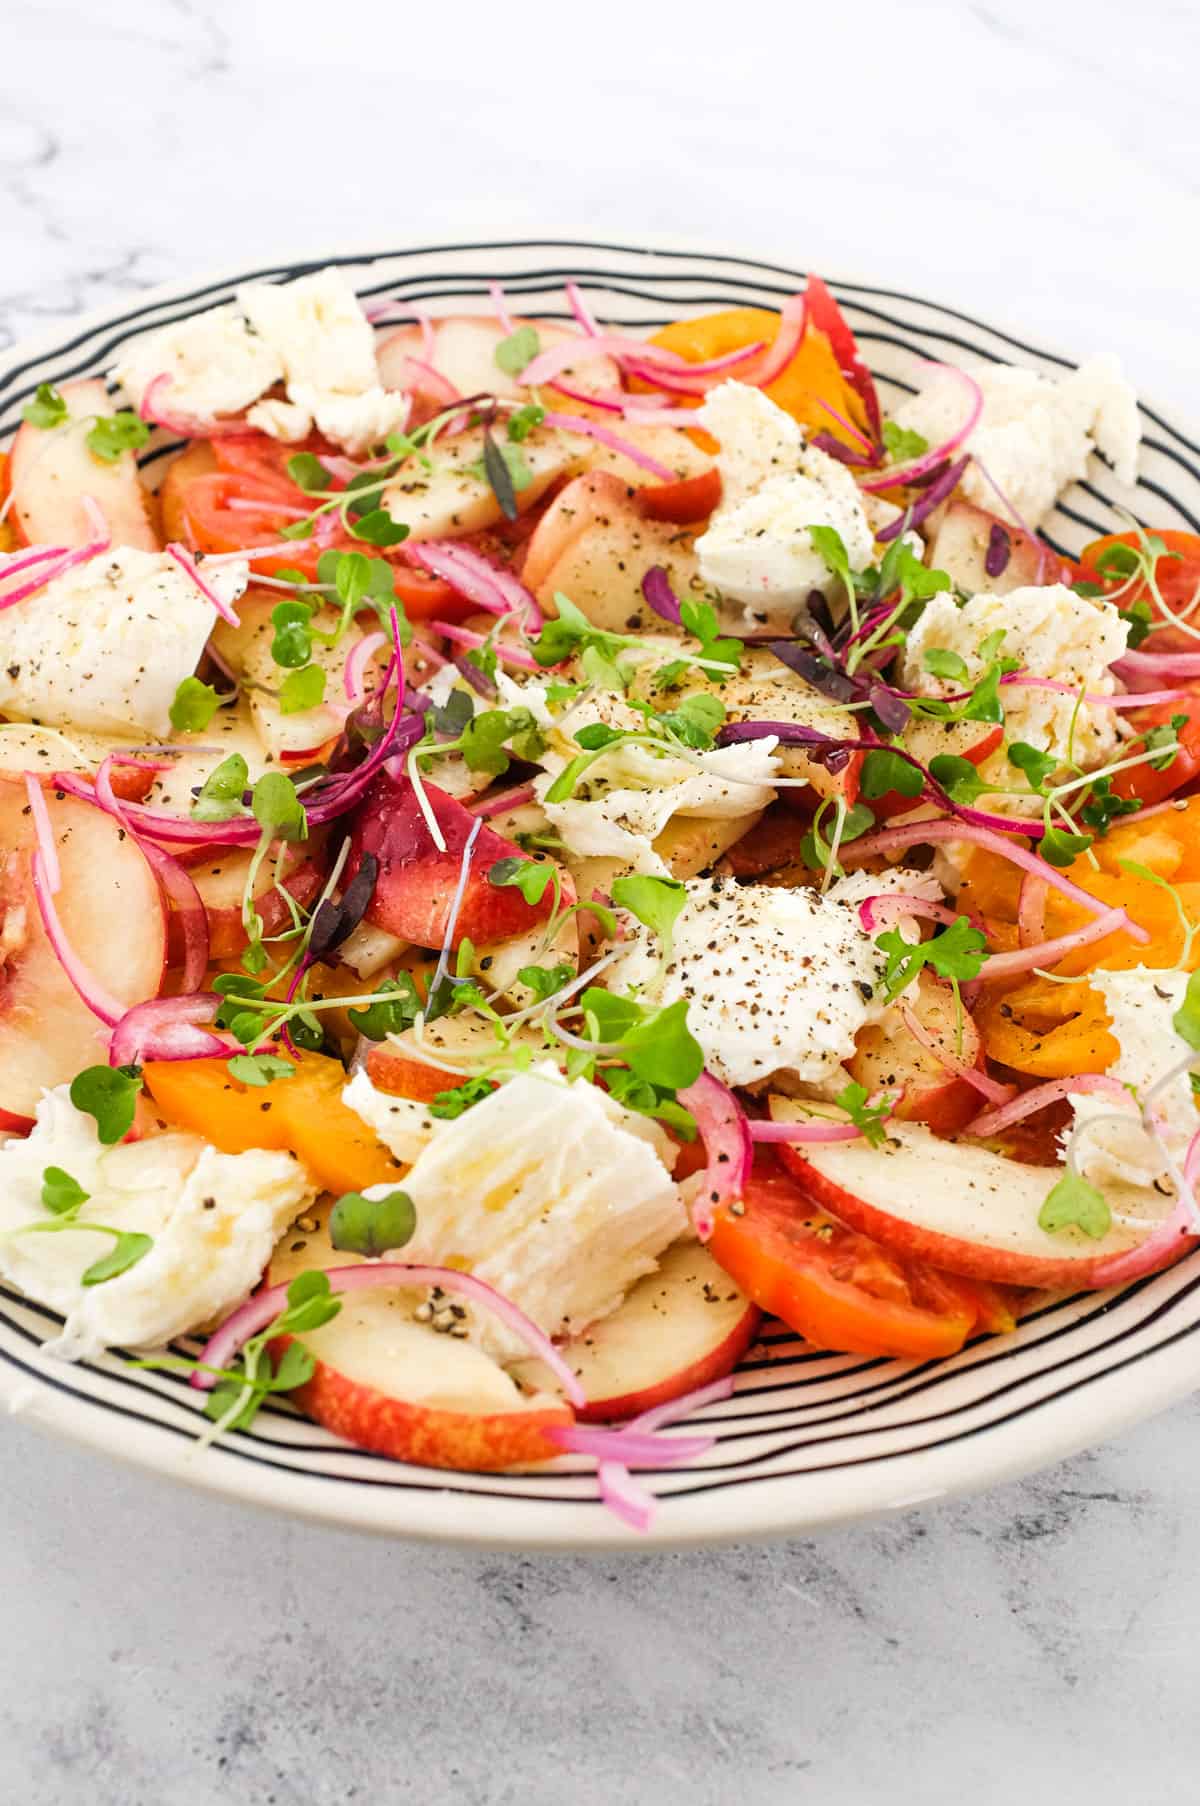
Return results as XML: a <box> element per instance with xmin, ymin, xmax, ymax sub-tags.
<box><xmin>266</xmin><ymin>1214</ymin><xmax>571</xmax><ymax>1471</ymax></box>
<box><xmin>846</xmin><ymin>973</ymin><xmax>985</xmax><ymax>1135</ymax></box>
<box><xmin>514</xmin><ymin>1241</ymin><xmax>758</xmax><ymax>1424</ymax></box>
<box><xmin>0</xmin><ymin>780</ymin><xmax>166</xmax><ymax>1122</ymax></box>
<box><xmin>773</xmin><ymin>1117</ymin><xmax>1195</xmax><ymax>1290</ymax></box>
<box><xmin>6</xmin><ymin>377</ymin><xmax>158</xmax><ymax>551</ymax></box>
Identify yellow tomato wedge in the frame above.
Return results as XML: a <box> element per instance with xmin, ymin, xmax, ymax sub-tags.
<box><xmin>645</xmin><ymin>307</ymin><xmax>870</xmax><ymax>449</ymax></box>
<box><xmin>144</xmin><ymin>1050</ymin><xmax>406</xmax><ymax>1195</ymax></box>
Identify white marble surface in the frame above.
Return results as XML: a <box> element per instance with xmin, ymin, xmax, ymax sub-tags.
<box><xmin>3</xmin><ymin>1</ymin><xmax>1200</xmax><ymax>1800</ymax></box>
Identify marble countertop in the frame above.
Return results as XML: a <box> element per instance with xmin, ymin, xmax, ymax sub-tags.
<box><xmin>3</xmin><ymin>1</ymin><xmax>1200</xmax><ymax>1800</ymax></box>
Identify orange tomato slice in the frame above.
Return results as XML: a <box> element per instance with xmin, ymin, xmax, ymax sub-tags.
<box><xmin>144</xmin><ymin>1050</ymin><xmax>406</xmax><ymax>1195</ymax></box>
<box><xmin>709</xmin><ymin>1173</ymin><xmax>983</xmax><ymax>1359</ymax></box>
<box><xmin>646</xmin><ymin>307</ymin><xmax>871</xmax><ymax>449</ymax></box>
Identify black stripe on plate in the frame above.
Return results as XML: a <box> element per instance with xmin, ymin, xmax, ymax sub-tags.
<box><xmin>0</xmin><ymin>1265</ymin><xmax>1180</xmax><ymax>1487</ymax></box>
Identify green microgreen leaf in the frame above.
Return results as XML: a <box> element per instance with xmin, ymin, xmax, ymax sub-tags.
<box><xmin>1144</xmin><ymin>715</ymin><xmax>1188</xmax><ymax>771</ymax></box>
<box><xmin>808</xmin><ymin>524</ymin><xmax>856</xmax><ymax>612</ymax></box>
<box><xmin>348</xmin><ymin>509</ymin><xmax>410</xmax><ymax>547</ymax></box>
<box><xmin>69</xmin><ymin>1064</ymin><xmax>142</xmax><ymax>1146</ymax></box>
<box><xmin>192</xmin><ymin>752</ymin><xmax>249</xmax><ymax>823</ymax></box>
<box><xmin>23</xmin><ymin>382</ymin><xmax>68</xmax><ymax>429</ymax></box>
<box><xmin>678</xmin><ymin>595</ymin><xmax>743</xmax><ymax>673</ymax></box>
<box><xmin>506</xmin><ymin>402</ymin><xmax>545</xmax><ymax>442</ymax></box>
<box><xmin>428</xmin><ymin>1076</ymin><xmax>497</xmax><ymax>1120</ymax></box>
<box><xmin>576</xmin><ymin>990</ymin><xmax>704</xmax><ymax>1091</ymax></box>
<box><xmin>1006</xmin><ymin>740</ymin><xmax>1058</xmax><ymax>789</ymax></box>
<box><xmin>494</xmin><ymin>325</ymin><xmax>541</xmax><ymax>377</ymax></box>
<box><xmin>882</xmin><ymin>421</ymin><xmax>929</xmax><ymax>463</ymax></box>
<box><xmin>81</xmin><ymin>1231</ymin><xmax>154</xmax><ymax>1287</ymax></box>
<box><xmin>431</xmin><ymin>687</ymin><xmax>476</xmax><ymax>738</ymax></box>
<box><xmin>928</xmin><ymin>753</ymin><xmax>988</xmax><ymax>805</ymax></box>
<box><xmin>530</xmin><ymin>592</ymin><xmax>634</xmax><ymax>673</ymax></box>
<box><xmin>876</xmin><ymin>915</ymin><xmax>987</xmax><ymax>1003</ymax></box>
<box><xmin>227</xmin><ymin>1053</ymin><xmax>296</xmax><ymax>1087</ymax></box>
<box><xmin>1080</xmin><ymin>776</ymin><xmax>1141</xmax><ymax>835</ymax></box>
<box><xmin>286</xmin><ymin>452</ymin><xmax>331</xmax><ymax>493</ymax></box>
<box><xmin>458</xmin><ymin>706</ymin><xmax>544</xmax><ymax>776</ymax></box>
<box><xmin>278</xmin><ymin>664</ymin><xmax>327</xmax><ymax>715</ymax></box>
<box><xmin>800</xmin><ymin>798</ymin><xmax>875</xmax><ymax>873</ymax></box>
<box><xmin>1038</xmin><ymin>1171</ymin><xmax>1111</xmax><ymax>1241</ymax></box>
<box><xmin>1118</xmin><ymin>598</ymin><xmax>1154</xmax><ymax>650</ymax></box>
<box><xmin>347</xmin><ymin>973</ymin><xmax>423</xmax><ymax>1040</ymax></box>
<box><xmin>834</xmin><ymin>1081</ymin><xmax>893</xmax><ymax>1148</ymax></box>
<box><xmin>271</xmin><ymin>597</ymin><xmax>315</xmax><ymax>668</ymax></box>
<box><xmin>610</xmin><ymin>874</ymin><xmax>687</xmax><ymax>954</ymax></box>
<box><xmin>169</xmin><ymin>675</ymin><xmax>222</xmax><ymax>734</ymax></box>
<box><xmin>656</xmin><ymin>690</ymin><xmax>726</xmax><ymax>749</ymax></box>
<box><xmin>487</xmin><ymin>856</ymin><xmax>557</xmax><ymax>907</ymax></box>
<box><xmin>329</xmin><ymin>1187</ymin><xmax>417</xmax><ymax>1258</ymax></box>
<box><xmin>1039</xmin><ymin>824</ymin><xmax>1093</xmax><ymax>868</ymax></box>
<box><xmin>85</xmin><ymin>411</ymin><xmax>150</xmax><ymax>463</ymax></box>
<box><xmin>515</xmin><ymin>962</ymin><xmax>576</xmax><ymax>1002</ymax></box>
<box><xmin>251</xmin><ymin>770</ymin><xmax>307</xmax><ymax>841</ymax></box>
<box><xmin>40</xmin><ymin>1166</ymin><xmax>89</xmax><ymax>1215</ymax></box>
<box><xmin>961</xmin><ymin>662</ymin><xmax>1007</xmax><ymax>724</ymax></box>
<box><xmin>602</xmin><ymin>1064</ymin><xmax>697</xmax><ymax>1139</ymax></box>
<box><xmin>923</xmin><ymin>647</ymin><xmax>970</xmax><ymax>682</ymax></box>
<box><xmin>874</xmin><ymin>539</ymin><xmax>951</xmax><ymax>607</ymax></box>
<box><xmin>1172</xmin><ymin>969</ymin><xmax>1200</xmax><ymax>1052</ymax></box>
<box><xmin>860</xmin><ymin>748</ymin><xmax>923</xmax><ymax>800</ymax></box>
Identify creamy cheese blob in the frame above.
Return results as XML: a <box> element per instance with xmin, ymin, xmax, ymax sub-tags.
<box><xmin>112</xmin><ymin>267</ymin><xmax>411</xmax><ymax>454</ymax></box>
<box><xmin>112</xmin><ymin>303</ymin><xmax>284</xmax><ymax>421</ymax></box>
<box><xmin>343</xmin><ymin>1067</ymin><xmax>685</xmax><ymax>1360</ymax></box>
<box><xmin>0</xmin><ymin>1088</ymin><xmax>314</xmax><ymax>1359</ymax></box>
<box><xmin>240</xmin><ymin>268</ymin><xmax>410</xmax><ymax>454</ymax></box>
<box><xmin>0</xmin><ymin>548</ymin><xmax>248</xmax><ymax>737</ymax></box>
<box><xmin>608</xmin><ymin>867</ymin><xmax>940</xmax><ymax>1089</ymax></box>
<box><xmin>694</xmin><ymin>382</ymin><xmax>875</xmax><ymax>630</ymax></box>
<box><xmin>900</xmin><ymin>583</ymin><xmax>1129</xmax><ymax>798</ymax></box>
<box><xmin>1070</xmin><ymin>968</ymin><xmax>1199</xmax><ymax>1192</ymax></box>
<box><xmin>892</xmin><ymin>355</ymin><xmax>1141</xmax><ymax>527</ymax></box>
<box><xmin>427</xmin><ymin>662</ymin><xmax>778</xmax><ymax>873</ymax></box>
<box><xmin>535</xmin><ymin>734</ymin><xmax>779</xmax><ymax>875</ymax></box>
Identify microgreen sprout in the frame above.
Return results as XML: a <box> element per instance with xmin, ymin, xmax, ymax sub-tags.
<box><xmin>0</xmin><ymin>1162</ymin><xmax>153</xmax><ymax>1287</ymax></box>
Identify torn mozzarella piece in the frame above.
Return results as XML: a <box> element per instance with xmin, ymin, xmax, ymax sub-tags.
<box><xmin>900</xmin><ymin>584</ymin><xmax>1129</xmax><ymax>798</ymax></box>
<box><xmin>694</xmin><ymin>383</ymin><xmax>875</xmax><ymax>631</ymax></box>
<box><xmin>0</xmin><ymin>1088</ymin><xmax>313</xmax><ymax>1360</ymax></box>
<box><xmin>112</xmin><ymin>303</ymin><xmax>284</xmax><ymax>420</ymax></box>
<box><xmin>892</xmin><ymin>355</ymin><xmax>1141</xmax><ymax>527</ymax></box>
<box><xmin>608</xmin><ymin>868</ymin><xmax>940</xmax><ymax>1089</ymax></box>
<box><xmin>235</xmin><ymin>267</ymin><xmax>409</xmax><ymax>453</ymax></box>
<box><xmin>0</xmin><ymin>548</ymin><xmax>247</xmax><ymax>737</ymax></box>
<box><xmin>697</xmin><ymin>380</ymin><xmax>807</xmax><ymax>508</ymax></box>
<box><xmin>238</xmin><ymin>267</ymin><xmax>380</xmax><ymax>396</ymax></box>
<box><xmin>534</xmin><ymin>683</ymin><xmax>778</xmax><ymax>875</ymax></box>
<box><xmin>1070</xmin><ymin>968</ymin><xmax>1198</xmax><ymax>1192</ymax></box>
<box><xmin>343</xmin><ymin>1068</ymin><xmax>685</xmax><ymax>1360</ymax></box>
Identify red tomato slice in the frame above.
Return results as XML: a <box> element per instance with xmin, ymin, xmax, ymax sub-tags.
<box><xmin>175</xmin><ymin>437</ymin><xmax>465</xmax><ymax>618</ymax></box>
<box><xmin>803</xmin><ymin>275</ymin><xmax>882</xmax><ymax>442</ymax></box>
<box><xmin>635</xmin><ymin>467</ymin><xmax>722</xmax><ymax>525</ymax></box>
<box><xmin>178</xmin><ymin>472</ymin><xmax>333</xmax><ymax>580</ymax></box>
<box><xmin>708</xmin><ymin>1172</ymin><xmax>984</xmax><ymax>1359</ymax></box>
<box><xmin>1111</xmin><ymin>695</ymin><xmax>1200</xmax><ymax>805</ymax></box>
<box><xmin>1076</xmin><ymin>529</ymin><xmax>1200</xmax><ymax>648</ymax></box>
<box><xmin>210</xmin><ymin>434</ymin><xmax>321</xmax><ymax>500</ymax></box>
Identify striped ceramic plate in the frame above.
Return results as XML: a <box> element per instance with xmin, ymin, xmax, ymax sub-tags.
<box><xmin>2</xmin><ymin>237</ymin><xmax>1198</xmax><ymax>1548</ymax></box>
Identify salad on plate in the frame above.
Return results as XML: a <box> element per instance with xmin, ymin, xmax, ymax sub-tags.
<box><xmin>1</xmin><ymin>264</ymin><xmax>1197</xmax><ymax>1531</ymax></box>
